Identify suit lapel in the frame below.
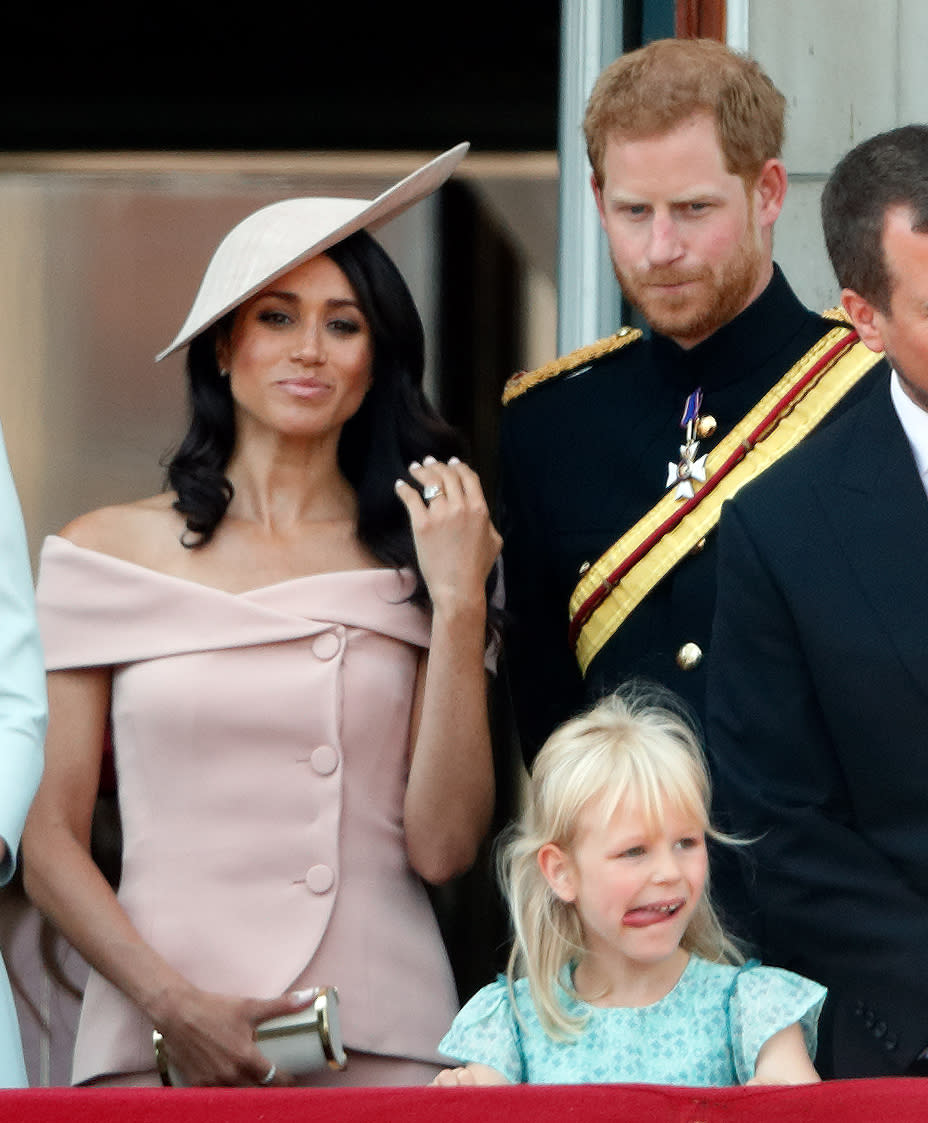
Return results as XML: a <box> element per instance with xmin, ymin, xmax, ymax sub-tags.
<box><xmin>815</xmin><ymin>377</ymin><xmax>928</xmax><ymax>685</ymax></box>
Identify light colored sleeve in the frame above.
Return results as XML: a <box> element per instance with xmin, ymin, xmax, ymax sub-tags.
<box><xmin>437</xmin><ymin>977</ymin><xmax>524</xmax><ymax>1083</ymax></box>
<box><xmin>0</xmin><ymin>423</ymin><xmax>46</xmax><ymax>885</ymax></box>
<box><xmin>729</xmin><ymin>962</ymin><xmax>827</xmax><ymax>1083</ymax></box>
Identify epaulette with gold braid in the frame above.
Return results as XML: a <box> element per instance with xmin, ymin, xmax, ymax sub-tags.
<box><xmin>502</xmin><ymin>326</ymin><xmax>643</xmax><ymax>406</ymax></box>
<box><xmin>822</xmin><ymin>305</ymin><xmax>852</xmax><ymax>324</ymax></box>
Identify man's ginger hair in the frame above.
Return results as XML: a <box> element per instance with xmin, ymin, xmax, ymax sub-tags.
<box><xmin>584</xmin><ymin>38</ymin><xmax>786</xmax><ymax>188</ymax></box>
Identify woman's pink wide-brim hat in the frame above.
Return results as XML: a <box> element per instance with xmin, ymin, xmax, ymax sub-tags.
<box><xmin>156</xmin><ymin>142</ymin><xmax>469</xmax><ymax>362</ymax></box>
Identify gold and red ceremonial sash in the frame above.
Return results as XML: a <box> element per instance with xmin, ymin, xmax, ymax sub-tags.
<box><xmin>568</xmin><ymin>320</ymin><xmax>883</xmax><ymax>676</ymax></box>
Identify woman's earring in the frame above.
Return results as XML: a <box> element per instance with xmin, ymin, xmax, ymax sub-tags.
<box><xmin>219</xmin><ymin>368</ymin><xmax>230</xmax><ymax>378</ymax></box>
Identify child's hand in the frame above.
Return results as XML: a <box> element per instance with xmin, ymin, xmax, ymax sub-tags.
<box><xmin>430</xmin><ymin>1062</ymin><xmax>511</xmax><ymax>1087</ymax></box>
<box><xmin>431</xmin><ymin>1066</ymin><xmax>478</xmax><ymax>1086</ymax></box>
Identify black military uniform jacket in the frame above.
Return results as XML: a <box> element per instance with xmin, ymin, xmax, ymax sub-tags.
<box><xmin>499</xmin><ymin>266</ymin><xmax>882</xmax><ymax>767</ymax></box>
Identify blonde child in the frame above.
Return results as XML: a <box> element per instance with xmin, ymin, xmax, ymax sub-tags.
<box><xmin>434</xmin><ymin>686</ymin><xmax>824</xmax><ymax>1086</ymax></box>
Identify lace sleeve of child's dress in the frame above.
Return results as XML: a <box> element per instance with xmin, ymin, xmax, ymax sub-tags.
<box><xmin>437</xmin><ymin>976</ymin><xmax>524</xmax><ymax>1083</ymax></box>
<box><xmin>728</xmin><ymin>961</ymin><xmax>827</xmax><ymax>1083</ymax></box>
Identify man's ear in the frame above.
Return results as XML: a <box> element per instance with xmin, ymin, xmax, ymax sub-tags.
<box><xmin>538</xmin><ymin>843</ymin><xmax>577</xmax><ymax>904</ymax></box>
<box><xmin>841</xmin><ymin>288</ymin><xmax>887</xmax><ymax>355</ymax></box>
<box><xmin>591</xmin><ymin>173</ymin><xmax>607</xmax><ymax>230</ymax></box>
<box><xmin>753</xmin><ymin>158</ymin><xmax>788</xmax><ymax>231</ymax></box>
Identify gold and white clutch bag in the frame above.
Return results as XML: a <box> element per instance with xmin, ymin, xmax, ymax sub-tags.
<box><xmin>153</xmin><ymin>985</ymin><xmax>347</xmax><ymax>1086</ymax></box>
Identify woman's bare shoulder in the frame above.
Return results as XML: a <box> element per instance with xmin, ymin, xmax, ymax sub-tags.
<box><xmin>58</xmin><ymin>494</ymin><xmax>182</xmax><ymax>564</ymax></box>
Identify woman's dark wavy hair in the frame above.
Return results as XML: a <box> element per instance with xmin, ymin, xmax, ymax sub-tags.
<box><xmin>165</xmin><ymin>229</ymin><xmax>497</xmax><ymax>620</ymax></box>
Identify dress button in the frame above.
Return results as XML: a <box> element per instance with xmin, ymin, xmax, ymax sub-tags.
<box><xmin>676</xmin><ymin>642</ymin><xmax>703</xmax><ymax>671</ymax></box>
<box><xmin>312</xmin><ymin>632</ymin><xmax>341</xmax><ymax>660</ymax></box>
<box><xmin>305</xmin><ymin>865</ymin><xmax>335</xmax><ymax>894</ymax></box>
<box><xmin>310</xmin><ymin>744</ymin><xmax>339</xmax><ymax>775</ymax></box>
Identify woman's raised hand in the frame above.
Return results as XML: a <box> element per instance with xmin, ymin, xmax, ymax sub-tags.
<box><xmin>394</xmin><ymin>457</ymin><xmax>501</xmax><ymax>613</ymax></box>
<box><xmin>394</xmin><ymin>455</ymin><xmax>499</xmax><ymax>882</ymax></box>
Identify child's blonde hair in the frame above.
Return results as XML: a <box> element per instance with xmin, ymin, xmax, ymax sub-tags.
<box><xmin>499</xmin><ymin>682</ymin><xmax>743</xmax><ymax>1039</ymax></box>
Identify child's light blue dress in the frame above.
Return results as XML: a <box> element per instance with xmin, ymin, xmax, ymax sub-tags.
<box><xmin>438</xmin><ymin>955</ymin><xmax>825</xmax><ymax>1085</ymax></box>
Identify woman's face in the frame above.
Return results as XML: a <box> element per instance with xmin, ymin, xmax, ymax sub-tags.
<box><xmin>217</xmin><ymin>254</ymin><xmax>374</xmax><ymax>444</ymax></box>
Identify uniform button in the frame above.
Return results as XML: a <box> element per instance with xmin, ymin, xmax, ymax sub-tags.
<box><xmin>305</xmin><ymin>865</ymin><xmax>335</xmax><ymax>894</ymax></box>
<box><xmin>312</xmin><ymin>632</ymin><xmax>341</xmax><ymax>660</ymax></box>
<box><xmin>690</xmin><ymin>537</ymin><xmax>707</xmax><ymax>556</ymax></box>
<box><xmin>863</xmin><ymin>1010</ymin><xmax>875</xmax><ymax>1029</ymax></box>
<box><xmin>696</xmin><ymin>415</ymin><xmax>717</xmax><ymax>439</ymax></box>
<box><xmin>873</xmin><ymin>1020</ymin><xmax>887</xmax><ymax>1038</ymax></box>
<box><xmin>676</xmin><ymin>642</ymin><xmax>703</xmax><ymax>671</ymax></box>
<box><xmin>310</xmin><ymin>745</ymin><xmax>339</xmax><ymax>775</ymax></box>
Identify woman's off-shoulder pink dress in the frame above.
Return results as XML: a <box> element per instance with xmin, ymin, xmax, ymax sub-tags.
<box><xmin>36</xmin><ymin>536</ymin><xmax>462</xmax><ymax>1085</ymax></box>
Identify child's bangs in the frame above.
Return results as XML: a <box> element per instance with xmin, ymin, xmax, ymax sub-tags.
<box><xmin>595</xmin><ymin>729</ymin><xmax>709</xmax><ymax>834</ymax></box>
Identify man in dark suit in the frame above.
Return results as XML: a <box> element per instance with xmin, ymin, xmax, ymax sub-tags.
<box><xmin>706</xmin><ymin>125</ymin><xmax>928</xmax><ymax>1078</ymax></box>
<box><xmin>498</xmin><ymin>38</ymin><xmax>883</xmax><ymax>777</ymax></box>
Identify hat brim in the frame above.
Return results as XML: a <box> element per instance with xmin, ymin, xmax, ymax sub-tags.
<box><xmin>155</xmin><ymin>142</ymin><xmax>469</xmax><ymax>362</ymax></box>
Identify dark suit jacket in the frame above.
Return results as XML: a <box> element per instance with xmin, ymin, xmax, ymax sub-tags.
<box><xmin>707</xmin><ymin>371</ymin><xmax>928</xmax><ymax>1077</ymax></box>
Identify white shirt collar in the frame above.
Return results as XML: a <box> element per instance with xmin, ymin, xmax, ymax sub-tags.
<box><xmin>890</xmin><ymin>368</ymin><xmax>928</xmax><ymax>492</ymax></box>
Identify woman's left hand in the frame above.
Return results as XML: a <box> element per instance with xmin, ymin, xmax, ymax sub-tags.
<box><xmin>395</xmin><ymin>457</ymin><xmax>501</xmax><ymax>613</ymax></box>
<box><xmin>395</xmin><ymin>456</ymin><xmax>500</xmax><ymax>883</ymax></box>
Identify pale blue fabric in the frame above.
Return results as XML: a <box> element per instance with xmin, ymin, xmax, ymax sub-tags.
<box><xmin>438</xmin><ymin>955</ymin><xmax>826</xmax><ymax>1086</ymax></box>
<box><xmin>0</xmin><ymin>423</ymin><xmax>47</xmax><ymax>1087</ymax></box>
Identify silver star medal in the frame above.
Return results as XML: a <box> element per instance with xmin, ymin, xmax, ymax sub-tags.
<box><xmin>667</xmin><ymin>388</ymin><xmax>707</xmax><ymax>500</ymax></box>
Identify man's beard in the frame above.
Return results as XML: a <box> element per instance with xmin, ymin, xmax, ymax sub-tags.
<box><xmin>613</xmin><ymin>230</ymin><xmax>766</xmax><ymax>347</ymax></box>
